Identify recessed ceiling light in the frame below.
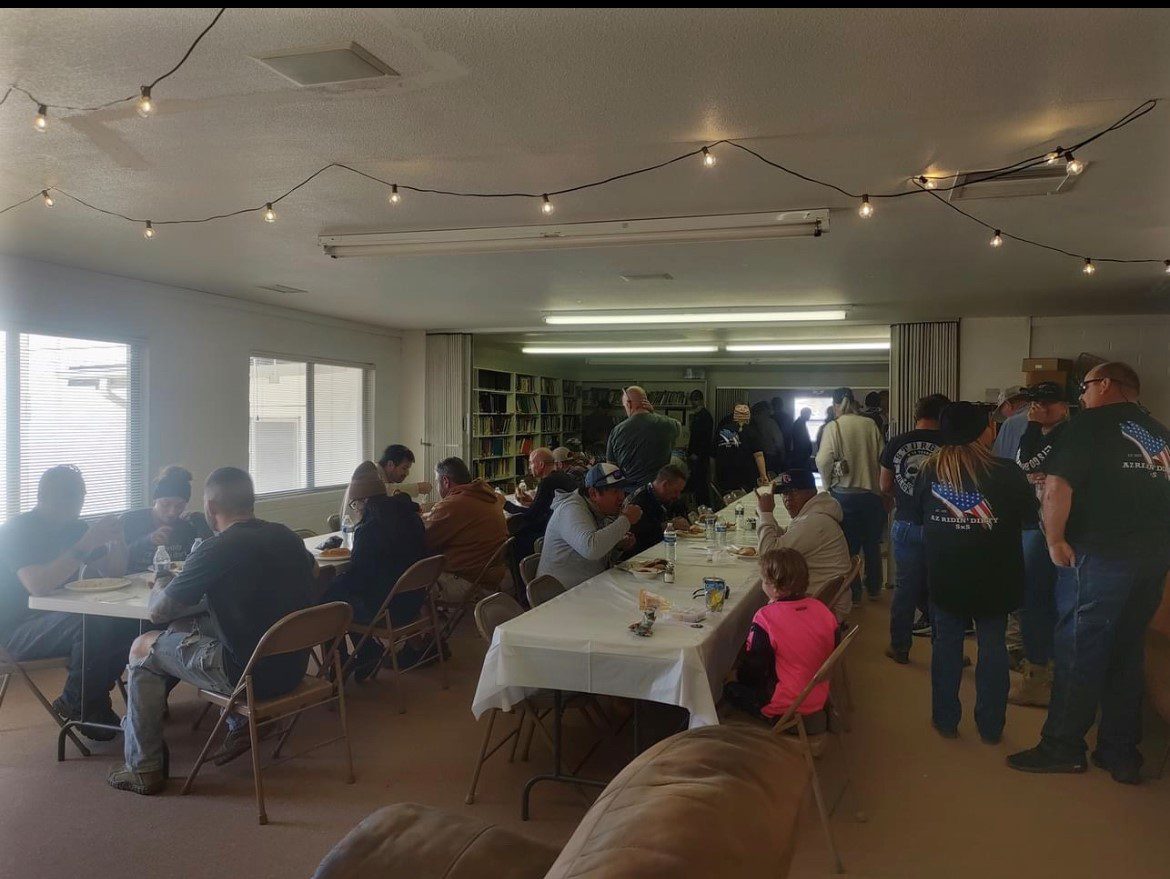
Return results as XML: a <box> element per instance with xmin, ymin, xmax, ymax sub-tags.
<box><xmin>724</xmin><ymin>341</ymin><xmax>890</xmax><ymax>352</ymax></box>
<box><xmin>254</xmin><ymin>43</ymin><xmax>399</xmax><ymax>87</ymax></box>
<box><xmin>544</xmin><ymin>310</ymin><xmax>847</xmax><ymax>326</ymax></box>
<box><xmin>522</xmin><ymin>345</ymin><xmax>718</xmax><ymax>355</ymax></box>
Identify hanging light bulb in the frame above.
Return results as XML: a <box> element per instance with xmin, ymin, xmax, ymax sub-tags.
<box><xmin>41</xmin><ymin>190</ymin><xmax>54</xmax><ymax>208</ymax></box>
<box><xmin>858</xmin><ymin>194</ymin><xmax>874</xmax><ymax>218</ymax></box>
<box><xmin>33</xmin><ymin>104</ymin><xmax>48</xmax><ymax>132</ymax></box>
<box><xmin>143</xmin><ymin>221</ymin><xmax>156</xmax><ymax>240</ymax></box>
<box><xmin>1065</xmin><ymin>153</ymin><xmax>1084</xmax><ymax>175</ymax></box>
<box><xmin>1082</xmin><ymin>257</ymin><xmax>1095</xmax><ymax>275</ymax></box>
<box><xmin>541</xmin><ymin>194</ymin><xmax>554</xmax><ymax>215</ymax></box>
<box><xmin>262</xmin><ymin>203</ymin><xmax>277</xmax><ymax>223</ymax></box>
<box><xmin>918</xmin><ymin>175</ymin><xmax>937</xmax><ymax>190</ymax></box>
<box><xmin>388</xmin><ymin>184</ymin><xmax>400</xmax><ymax>205</ymax></box>
<box><xmin>1045</xmin><ymin>149</ymin><xmax>1062</xmax><ymax>164</ymax></box>
<box><xmin>702</xmin><ymin>147</ymin><xmax>716</xmax><ymax>167</ymax></box>
<box><xmin>990</xmin><ymin>230</ymin><xmax>1003</xmax><ymax>248</ymax></box>
<box><xmin>1164</xmin><ymin>259</ymin><xmax>1170</xmax><ymax>274</ymax></box>
<box><xmin>136</xmin><ymin>86</ymin><xmax>154</xmax><ymax>118</ymax></box>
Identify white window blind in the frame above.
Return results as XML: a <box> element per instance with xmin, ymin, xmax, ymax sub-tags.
<box><xmin>249</xmin><ymin>355</ymin><xmax>371</xmax><ymax>495</ymax></box>
<box><xmin>4</xmin><ymin>332</ymin><xmax>145</xmax><ymax>520</ymax></box>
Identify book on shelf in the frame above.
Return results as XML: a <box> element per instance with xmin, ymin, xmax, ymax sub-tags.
<box><xmin>475</xmin><ymin>437</ymin><xmax>512</xmax><ymax>458</ymax></box>
<box><xmin>516</xmin><ymin>375</ymin><xmax>535</xmax><ymax>393</ymax></box>
<box><xmin>474</xmin><ymin>458</ymin><xmax>513</xmax><ymax>481</ymax></box>
<box><xmin>475</xmin><ymin>414</ymin><xmax>512</xmax><ymax>435</ymax></box>
<box><xmin>517</xmin><ymin>435</ymin><xmax>535</xmax><ymax>455</ymax></box>
<box><xmin>477</xmin><ymin>392</ymin><xmax>508</xmax><ymax>414</ymax></box>
<box><xmin>516</xmin><ymin>396</ymin><xmax>538</xmax><ymax>414</ymax></box>
<box><xmin>540</xmin><ymin>377</ymin><xmax>557</xmax><ymax>395</ymax></box>
<box><xmin>516</xmin><ymin>415</ymin><xmax>539</xmax><ymax>433</ymax></box>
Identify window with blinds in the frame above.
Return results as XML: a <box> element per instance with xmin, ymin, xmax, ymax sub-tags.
<box><xmin>249</xmin><ymin>355</ymin><xmax>371</xmax><ymax>495</ymax></box>
<box><xmin>2</xmin><ymin>331</ymin><xmax>145</xmax><ymax>521</ymax></box>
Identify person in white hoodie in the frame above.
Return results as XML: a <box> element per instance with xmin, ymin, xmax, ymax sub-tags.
<box><xmin>815</xmin><ymin>386</ymin><xmax>886</xmax><ymax>602</ymax></box>
<box><xmin>537</xmin><ymin>463</ymin><xmax>644</xmax><ymax>589</ymax></box>
<box><xmin>757</xmin><ymin>469</ymin><xmax>853</xmax><ymax>620</ymax></box>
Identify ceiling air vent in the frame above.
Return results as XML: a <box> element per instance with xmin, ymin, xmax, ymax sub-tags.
<box><xmin>620</xmin><ymin>272</ymin><xmax>674</xmax><ymax>282</ymax></box>
<box><xmin>256</xmin><ymin>284</ymin><xmax>308</xmax><ymax>296</ymax></box>
<box><xmin>254</xmin><ymin>43</ymin><xmax>399</xmax><ymax>87</ymax></box>
<box><xmin>948</xmin><ymin>160</ymin><xmax>1084</xmax><ymax>201</ymax></box>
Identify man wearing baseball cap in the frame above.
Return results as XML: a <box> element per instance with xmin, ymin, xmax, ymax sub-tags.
<box><xmin>536</xmin><ymin>463</ymin><xmax>643</xmax><ymax>589</ymax></box>
<box><xmin>991</xmin><ymin>385</ymin><xmax>1030</xmax><ymax>460</ymax></box>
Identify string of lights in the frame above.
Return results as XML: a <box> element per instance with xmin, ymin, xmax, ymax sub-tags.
<box><xmin>1</xmin><ymin>91</ymin><xmax>1164</xmax><ymax>273</ymax></box>
<box><xmin>5</xmin><ymin>7</ymin><xmax>225</xmax><ymax>129</ymax></box>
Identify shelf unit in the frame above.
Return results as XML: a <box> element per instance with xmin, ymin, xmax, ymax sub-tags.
<box><xmin>579</xmin><ymin>379</ymin><xmax>709</xmax><ymax>448</ymax></box>
<box><xmin>472</xmin><ymin>367</ymin><xmax>582</xmax><ymax>488</ymax></box>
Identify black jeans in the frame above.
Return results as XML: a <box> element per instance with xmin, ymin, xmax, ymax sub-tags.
<box><xmin>3</xmin><ymin>611</ymin><xmax>139</xmax><ymax>711</ymax></box>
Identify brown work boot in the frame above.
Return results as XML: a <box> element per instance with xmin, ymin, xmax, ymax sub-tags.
<box><xmin>107</xmin><ymin>764</ymin><xmax>166</xmax><ymax>796</ymax></box>
<box><xmin>1008</xmin><ymin>660</ymin><xmax>1052</xmax><ymax>707</ymax></box>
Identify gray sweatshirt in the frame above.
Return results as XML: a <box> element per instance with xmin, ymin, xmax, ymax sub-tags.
<box><xmin>536</xmin><ymin>490</ymin><xmax>631</xmax><ymax>589</ymax></box>
<box><xmin>758</xmin><ymin>491</ymin><xmax>853</xmax><ymax>619</ymax></box>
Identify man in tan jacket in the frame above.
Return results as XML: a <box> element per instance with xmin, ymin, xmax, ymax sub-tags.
<box><xmin>424</xmin><ymin>457</ymin><xmax>508</xmax><ymax>601</ymax></box>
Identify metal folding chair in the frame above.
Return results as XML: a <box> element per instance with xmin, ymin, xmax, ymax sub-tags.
<box><xmin>526</xmin><ymin>574</ymin><xmax>565</xmax><ymax>608</ymax></box>
<box><xmin>519</xmin><ymin>553</ymin><xmax>541</xmax><ymax>589</ymax></box>
<box><xmin>0</xmin><ymin>645</ymin><xmax>90</xmax><ymax>757</ymax></box>
<box><xmin>437</xmin><ymin>537</ymin><xmax>515</xmax><ymax>642</ymax></box>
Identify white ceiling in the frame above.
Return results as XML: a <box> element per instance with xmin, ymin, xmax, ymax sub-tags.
<box><xmin>2</xmin><ymin>7</ymin><xmax>1169</xmax><ymax>343</ymax></box>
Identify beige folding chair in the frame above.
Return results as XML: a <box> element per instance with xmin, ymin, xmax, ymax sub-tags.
<box><xmin>181</xmin><ymin>601</ymin><xmax>355</xmax><ymax>826</ymax></box>
<box><xmin>0</xmin><ymin>645</ymin><xmax>90</xmax><ymax>756</ymax></box>
<box><xmin>812</xmin><ymin>573</ymin><xmax>846</xmax><ymax>607</ymax></box>
<box><xmin>533</xmin><ymin>536</ymin><xmax>544</xmax><ymax>554</ymax></box>
<box><xmin>325</xmin><ymin>514</ymin><xmax>341</xmax><ymax>532</ymax></box>
<box><xmin>438</xmin><ymin>537</ymin><xmax>515</xmax><ymax>642</ymax></box>
<box><xmin>344</xmin><ymin>555</ymin><xmax>448</xmax><ymax>713</ymax></box>
<box><xmin>519</xmin><ymin>553</ymin><xmax>541</xmax><ymax>588</ymax></box>
<box><xmin>526</xmin><ymin>574</ymin><xmax>565</xmax><ymax>608</ymax></box>
<box><xmin>293</xmin><ymin>528</ymin><xmax>317</xmax><ymax>538</ymax></box>
<box><xmin>771</xmin><ymin>624</ymin><xmax>862</xmax><ymax>875</ymax></box>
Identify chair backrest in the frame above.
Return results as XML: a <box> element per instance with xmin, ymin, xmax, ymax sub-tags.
<box><xmin>844</xmin><ymin>554</ymin><xmax>863</xmax><ymax>592</ymax></box>
<box><xmin>533</xmin><ymin>536</ymin><xmax>544</xmax><ymax>554</ymax></box>
<box><xmin>812</xmin><ymin>573</ymin><xmax>846</xmax><ymax>607</ymax></box>
<box><xmin>388</xmin><ymin>555</ymin><xmax>446</xmax><ymax>599</ymax></box>
<box><xmin>526</xmin><ymin>574</ymin><xmax>565</xmax><ymax>608</ymax></box>
<box><xmin>771</xmin><ymin>624</ymin><xmax>860</xmax><ymax>730</ymax></box>
<box><xmin>473</xmin><ymin>592</ymin><xmax>526</xmax><ymax>644</ymax></box>
<box><xmin>471</xmin><ymin>537</ymin><xmax>515</xmax><ymax>590</ymax></box>
<box><xmin>238</xmin><ymin>602</ymin><xmax>354</xmax><ymax>681</ymax></box>
<box><xmin>294</xmin><ymin>528</ymin><xmax>318</xmax><ymax>538</ymax></box>
<box><xmin>325</xmin><ymin>513</ymin><xmax>341</xmax><ymax>532</ymax></box>
<box><xmin>520</xmin><ymin>553</ymin><xmax>541</xmax><ymax>587</ymax></box>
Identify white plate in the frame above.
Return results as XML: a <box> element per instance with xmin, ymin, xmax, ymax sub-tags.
<box><xmin>65</xmin><ymin>577</ymin><xmax>132</xmax><ymax>593</ymax></box>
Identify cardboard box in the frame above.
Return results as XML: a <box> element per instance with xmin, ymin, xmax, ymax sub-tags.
<box><xmin>1024</xmin><ymin>370</ymin><xmax>1068</xmax><ymax>388</ymax></box>
<box><xmin>1023</xmin><ymin>358</ymin><xmax>1073</xmax><ymax>372</ymax></box>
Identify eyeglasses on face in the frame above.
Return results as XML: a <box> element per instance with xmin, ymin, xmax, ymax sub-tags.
<box><xmin>1078</xmin><ymin>378</ymin><xmax>1107</xmax><ymax>395</ymax></box>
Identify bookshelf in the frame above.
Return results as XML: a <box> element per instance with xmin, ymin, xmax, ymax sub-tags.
<box><xmin>579</xmin><ymin>379</ymin><xmax>709</xmax><ymax>448</ymax></box>
<box><xmin>472</xmin><ymin>367</ymin><xmax>583</xmax><ymax>488</ymax></box>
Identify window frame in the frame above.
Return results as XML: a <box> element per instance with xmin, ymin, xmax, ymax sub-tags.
<box><xmin>248</xmin><ymin>351</ymin><xmax>374</xmax><ymax>498</ymax></box>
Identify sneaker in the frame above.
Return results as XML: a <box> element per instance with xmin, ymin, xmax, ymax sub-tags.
<box><xmin>932</xmin><ymin>722</ymin><xmax>959</xmax><ymax>739</ymax></box>
<box><xmin>1008</xmin><ymin>660</ymin><xmax>1052</xmax><ymax>707</ymax></box>
<box><xmin>213</xmin><ymin>722</ymin><xmax>277</xmax><ymax>766</ymax></box>
<box><xmin>911</xmin><ymin>616</ymin><xmax>932</xmax><ymax>637</ymax></box>
<box><xmin>53</xmin><ymin>696</ymin><xmax>120</xmax><ymax>742</ymax></box>
<box><xmin>884</xmin><ymin>646</ymin><xmax>910</xmax><ymax>665</ymax></box>
<box><xmin>107</xmin><ymin>764</ymin><xmax>166</xmax><ymax>796</ymax></box>
<box><xmin>1006</xmin><ymin>745</ymin><xmax>1087</xmax><ymax>774</ymax></box>
<box><xmin>1091</xmin><ymin>750</ymin><xmax>1143</xmax><ymax>785</ymax></box>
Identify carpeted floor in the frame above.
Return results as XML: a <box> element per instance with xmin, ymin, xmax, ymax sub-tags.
<box><xmin>2</xmin><ymin>597</ymin><xmax>1168</xmax><ymax>879</ymax></box>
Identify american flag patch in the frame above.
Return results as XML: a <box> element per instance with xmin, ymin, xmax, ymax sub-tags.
<box><xmin>932</xmin><ymin>482</ymin><xmax>995</xmax><ymax>527</ymax></box>
<box><xmin>1121</xmin><ymin>421</ymin><xmax>1170</xmax><ymax>477</ymax></box>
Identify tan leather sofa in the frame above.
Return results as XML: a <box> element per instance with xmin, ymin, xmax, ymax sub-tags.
<box><xmin>313</xmin><ymin>724</ymin><xmax>810</xmax><ymax>879</ymax></box>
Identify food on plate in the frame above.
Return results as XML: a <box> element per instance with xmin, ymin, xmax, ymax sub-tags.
<box><xmin>629</xmin><ymin>558</ymin><xmax>668</xmax><ymax>573</ymax></box>
<box><xmin>64</xmin><ymin>577</ymin><xmax>132</xmax><ymax>593</ymax></box>
<box><xmin>729</xmin><ymin>546</ymin><xmax>757</xmax><ymax>557</ymax></box>
<box><xmin>677</xmin><ymin>524</ymin><xmax>706</xmax><ymax>538</ymax></box>
<box><xmin>638</xmin><ymin>589</ymin><xmax>670</xmax><ymax>612</ymax></box>
<box><xmin>318</xmin><ymin>547</ymin><xmax>351</xmax><ymax>559</ymax></box>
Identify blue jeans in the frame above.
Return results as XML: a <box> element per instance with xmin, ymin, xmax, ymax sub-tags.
<box><xmin>1020</xmin><ymin>529</ymin><xmax>1057</xmax><ymax>665</ymax></box>
<box><xmin>123</xmin><ymin>618</ymin><xmax>234</xmax><ymax>773</ymax></box>
<box><xmin>890</xmin><ymin>521</ymin><xmax>928</xmax><ymax>653</ymax></box>
<box><xmin>1040</xmin><ymin>546</ymin><xmax>1170</xmax><ymax>763</ymax></box>
<box><xmin>832</xmin><ymin>489</ymin><xmax>886</xmax><ymax>600</ymax></box>
<box><xmin>930</xmin><ymin>604</ymin><xmax>1009</xmax><ymax>738</ymax></box>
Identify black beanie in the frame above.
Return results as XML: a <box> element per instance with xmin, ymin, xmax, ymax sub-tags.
<box><xmin>153</xmin><ymin>466</ymin><xmax>192</xmax><ymax>502</ymax></box>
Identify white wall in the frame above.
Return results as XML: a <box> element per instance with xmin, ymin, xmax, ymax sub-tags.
<box><xmin>0</xmin><ymin>255</ymin><xmax>403</xmax><ymax>531</ymax></box>
<box><xmin>959</xmin><ymin>317</ymin><xmax>1031</xmax><ymax>402</ymax></box>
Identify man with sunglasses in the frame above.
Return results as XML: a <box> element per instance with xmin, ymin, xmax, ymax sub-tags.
<box><xmin>1009</xmin><ymin>363</ymin><xmax>1170</xmax><ymax>784</ymax></box>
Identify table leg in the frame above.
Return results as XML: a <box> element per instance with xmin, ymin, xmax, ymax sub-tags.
<box><xmin>57</xmin><ymin>613</ymin><xmax>122</xmax><ymax>761</ymax></box>
<box><xmin>521</xmin><ymin>690</ymin><xmax>607</xmax><ymax>821</ymax></box>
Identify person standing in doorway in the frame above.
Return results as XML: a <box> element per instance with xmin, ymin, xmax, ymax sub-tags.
<box><xmin>685</xmin><ymin>390</ymin><xmax>714</xmax><ymax>508</ymax></box>
<box><xmin>605</xmin><ymin>386</ymin><xmax>680</xmax><ymax>489</ymax></box>
<box><xmin>715</xmin><ymin>403</ymin><xmax>769</xmax><ymax>494</ymax></box>
<box><xmin>1008</xmin><ymin>363</ymin><xmax>1170</xmax><ymax>783</ymax></box>
<box><xmin>789</xmin><ymin>407</ymin><xmax>815</xmax><ymax>470</ymax></box>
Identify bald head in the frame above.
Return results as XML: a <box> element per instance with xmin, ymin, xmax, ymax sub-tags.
<box><xmin>1082</xmin><ymin>361</ymin><xmax>1141</xmax><ymax>409</ymax></box>
<box><xmin>529</xmin><ymin>447</ymin><xmax>555</xmax><ymax>478</ymax></box>
<box><xmin>622</xmin><ymin>386</ymin><xmax>651</xmax><ymax>416</ymax></box>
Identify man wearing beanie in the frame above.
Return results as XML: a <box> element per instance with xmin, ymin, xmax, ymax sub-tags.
<box><xmin>122</xmin><ymin>465</ymin><xmax>199</xmax><ymax>572</ymax></box>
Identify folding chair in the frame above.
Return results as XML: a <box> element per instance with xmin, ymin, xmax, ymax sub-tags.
<box><xmin>343</xmin><ymin>555</ymin><xmax>448</xmax><ymax>713</ymax></box>
<box><xmin>0</xmin><ymin>645</ymin><xmax>90</xmax><ymax>757</ymax></box>
<box><xmin>771</xmin><ymin>624</ymin><xmax>862</xmax><ymax>875</ymax></box>
<box><xmin>533</xmin><ymin>537</ymin><xmax>544</xmax><ymax>554</ymax></box>
<box><xmin>325</xmin><ymin>514</ymin><xmax>341</xmax><ymax>532</ymax></box>
<box><xmin>519</xmin><ymin>553</ymin><xmax>541</xmax><ymax>589</ymax></box>
<box><xmin>526</xmin><ymin>574</ymin><xmax>565</xmax><ymax>608</ymax></box>
<box><xmin>181</xmin><ymin>601</ymin><xmax>355</xmax><ymax>826</ymax></box>
<box><xmin>437</xmin><ymin>537</ymin><xmax>515</xmax><ymax>642</ymax></box>
<box><xmin>812</xmin><ymin>573</ymin><xmax>846</xmax><ymax>607</ymax></box>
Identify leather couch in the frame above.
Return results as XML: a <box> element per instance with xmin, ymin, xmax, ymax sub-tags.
<box><xmin>312</xmin><ymin>723</ymin><xmax>810</xmax><ymax>879</ymax></box>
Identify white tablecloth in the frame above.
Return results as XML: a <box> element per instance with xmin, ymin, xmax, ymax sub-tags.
<box><xmin>472</xmin><ymin>490</ymin><xmax>787</xmax><ymax>727</ymax></box>
<box><xmin>28</xmin><ymin>572</ymin><xmax>155</xmax><ymax>621</ymax></box>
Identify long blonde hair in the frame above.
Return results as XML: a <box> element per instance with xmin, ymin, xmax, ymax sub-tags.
<box><xmin>928</xmin><ymin>442</ymin><xmax>996</xmax><ymax>490</ymax></box>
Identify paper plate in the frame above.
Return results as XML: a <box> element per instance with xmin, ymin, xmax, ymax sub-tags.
<box><xmin>65</xmin><ymin>577</ymin><xmax>132</xmax><ymax>593</ymax></box>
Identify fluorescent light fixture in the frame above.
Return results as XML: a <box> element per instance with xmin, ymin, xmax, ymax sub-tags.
<box><xmin>319</xmin><ymin>209</ymin><xmax>829</xmax><ymax>258</ymax></box>
<box><xmin>724</xmin><ymin>341</ymin><xmax>890</xmax><ymax>352</ymax></box>
<box><xmin>545</xmin><ymin>309</ymin><xmax>847</xmax><ymax>326</ymax></box>
<box><xmin>522</xmin><ymin>345</ymin><xmax>718</xmax><ymax>355</ymax></box>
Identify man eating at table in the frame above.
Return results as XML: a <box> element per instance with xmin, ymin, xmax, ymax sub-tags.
<box><xmin>624</xmin><ymin>464</ymin><xmax>691</xmax><ymax>557</ymax></box>
<box><xmin>0</xmin><ymin>465</ymin><xmax>135</xmax><ymax>739</ymax></box>
<box><xmin>107</xmin><ymin>467</ymin><xmax>314</xmax><ymax>796</ymax></box>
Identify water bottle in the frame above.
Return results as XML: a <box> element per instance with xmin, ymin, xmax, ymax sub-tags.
<box><xmin>715</xmin><ymin>520</ymin><xmax>728</xmax><ymax>553</ymax></box>
<box><xmin>341</xmin><ymin>513</ymin><xmax>355</xmax><ymax>550</ymax></box>
<box><xmin>189</xmin><ymin>537</ymin><xmax>203</xmax><ymax>557</ymax></box>
<box><xmin>663</xmin><ymin>524</ymin><xmax>677</xmax><ymax>563</ymax></box>
<box><xmin>735</xmin><ymin>503</ymin><xmax>745</xmax><ymax>533</ymax></box>
<box><xmin>153</xmin><ymin>544</ymin><xmax>171</xmax><ymax>577</ymax></box>
<box><xmin>705</xmin><ymin>515</ymin><xmax>716</xmax><ymax>548</ymax></box>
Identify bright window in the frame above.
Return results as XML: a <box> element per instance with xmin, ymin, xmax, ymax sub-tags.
<box><xmin>249</xmin><ymin>356</ymin><xmax>371</xmax><ymax>495</ymax></box>
<box><xmin>794</xmin><ymin>394</ymin><xmax>835</xmax><ymax>442</ymax></box>
<box><xmin>2</xmin><ymin>331</ymin><xmax>144</xmax><ymax>521</ymax></box>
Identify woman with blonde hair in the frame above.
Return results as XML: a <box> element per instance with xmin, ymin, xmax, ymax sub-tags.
<box><xmin>910</xmin><ymin>402</ymin><xmax>1038</xmax><ymax>743</ymax></box>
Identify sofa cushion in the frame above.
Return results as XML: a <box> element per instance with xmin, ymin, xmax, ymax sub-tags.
<box><xmin>545</xmin><ymin>724</ymin><xmax>809</xmax><ymax>879</ymax></box>
<box><xmin>312</xmin><ymin>802</ymin><xmax>560</xmax><ymax>879</ymax></box>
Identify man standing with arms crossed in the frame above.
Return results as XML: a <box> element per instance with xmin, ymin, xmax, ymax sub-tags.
<box><xmin>1008</xmin><ymin>363</ymin><xmax>1170</xmax><ymax>784</ymax></box>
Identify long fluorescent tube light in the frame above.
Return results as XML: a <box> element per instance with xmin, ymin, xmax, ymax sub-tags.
<box><xmin>724</xmin><ymin>341</ymin><xmax>891</xmax><ymax>352</ymax></box>
<box><xmin>319</xmin><ymin>209</ymin><xmax>829</xmax><ymax>258</ymax></box>
<box><xmin>545</xmin><ymin>309</ymin><xmax>847</xmax><ymax>326</ymax></box>
<box><xmin>522</xmin><ymin>345</ymin><xmax>718</xmax><ymax>355</ymax></box>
